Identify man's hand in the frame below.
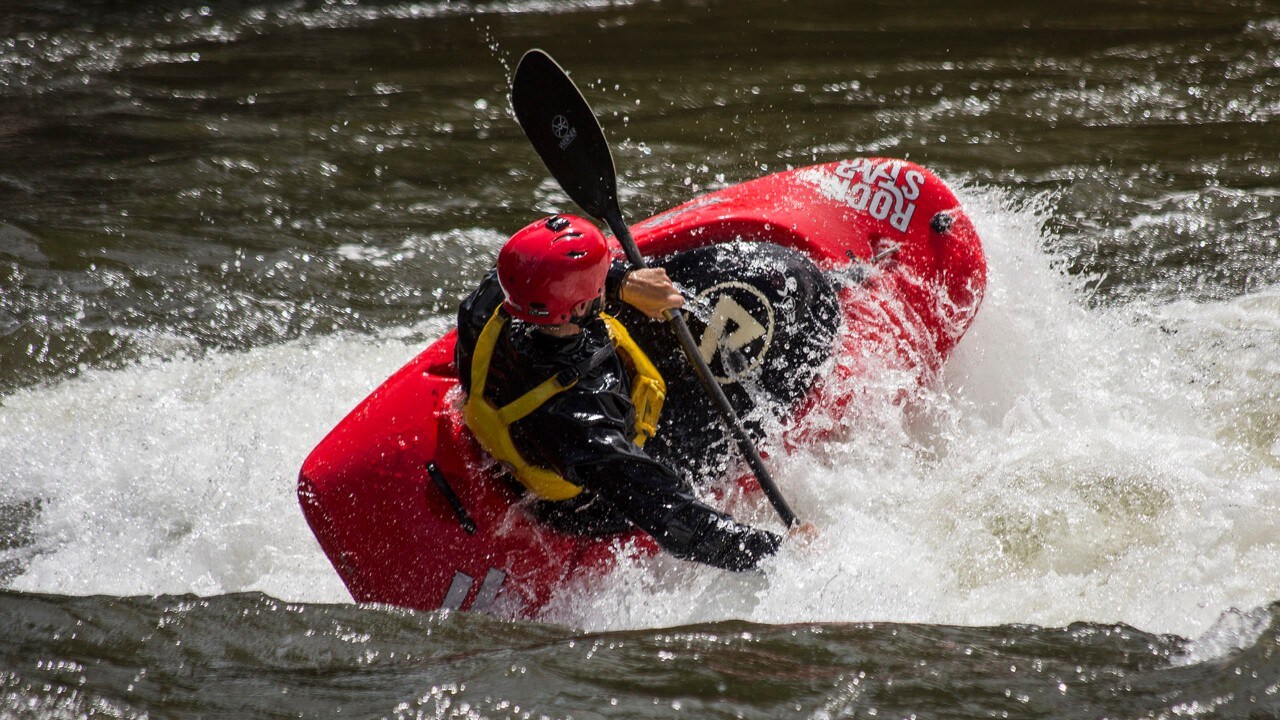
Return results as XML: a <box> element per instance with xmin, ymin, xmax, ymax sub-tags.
<box><xmin>620</xmin><ymin>267</ymin><xmax>685</xmax><ymax>320</ymax></box>
<box><xmin>787</xmin><ymin>522</ymin><xmax>820</xmax><ymax>547</ymax></box>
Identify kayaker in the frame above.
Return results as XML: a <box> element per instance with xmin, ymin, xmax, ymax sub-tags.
<box><xmin>456</xmin><ymin>214</ymin><xmax>787</xmax><ymax>571</ymax></box>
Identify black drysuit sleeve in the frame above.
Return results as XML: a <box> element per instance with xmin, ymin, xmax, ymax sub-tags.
<box><xmin>515</xmin><ymin>380</ymin><xmax>782</xmax><ymax>572</ymax></box>
<box><xmin>568</xmin><ymin>456</ymin><xmax>782</xmax><ymax>571</ymax></box>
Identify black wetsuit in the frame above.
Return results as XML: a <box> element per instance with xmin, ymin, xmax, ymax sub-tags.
<box><xmin>456</xmin><ymin>264</ymin><xmax>781</xmax><ymax>572</ymax></box>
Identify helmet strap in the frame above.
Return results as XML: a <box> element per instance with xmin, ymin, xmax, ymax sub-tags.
<box><xmin>568</xmin><ymin>296</ymin><xmax>604</xmax><ymax>326</ymax></box>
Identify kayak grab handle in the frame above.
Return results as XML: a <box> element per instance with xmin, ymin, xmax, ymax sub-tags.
<box><xmin>426</xmin><ymin>462</ymin><xmax>477</xmax><ymax>534</ymax></box>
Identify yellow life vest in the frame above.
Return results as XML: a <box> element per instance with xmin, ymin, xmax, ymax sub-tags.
<box><xmin>464</xmin><ymin>307</ymin><xmax>667</xmax><ymax>501</ymax></box>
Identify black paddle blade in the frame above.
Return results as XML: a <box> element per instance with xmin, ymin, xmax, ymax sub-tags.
<box><xmin>511</xmin><ymin>49</ymin><xmax>618</xmax><ymax>220</ymax></box>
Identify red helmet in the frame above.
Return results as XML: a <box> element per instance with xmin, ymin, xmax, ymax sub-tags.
<box><xmin>497</xmin><ymin>215</ymin><xmax>611</xmax><ymax>324</ymax></box>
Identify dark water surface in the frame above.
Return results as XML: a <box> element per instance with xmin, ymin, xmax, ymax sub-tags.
<box><xmin>2</xmin><ymin>0</ymin><xmax>1277</xmax><ymax>393</ymax></box>
<box><xmin>3</xmin><ymin>0</ymin><xmax>1280</xmax><ymax>717</ymax></box>
<box><xmin>5</xmin><ymin>591</ymin><xmax>1280</xmax><ymax>720</ymax></box>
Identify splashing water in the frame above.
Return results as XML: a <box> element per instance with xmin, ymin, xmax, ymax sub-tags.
<box><xmin>551</xmin><ymin>184</ymin><xmax>1280</xmax><ymax>637</ymax></box>
<box><xmin>1</xmin><ymin>184</ymin><xmax>1277</xmax><ymax>644</ymax></box>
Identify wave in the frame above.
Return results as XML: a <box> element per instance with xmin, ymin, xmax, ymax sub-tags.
<box><xmin>2</xmin><ymin>185</ymin><xmax>1278</xmax><ymax>640</ymax></box>
<box><xmin>2</xmin><ymin>590</ymin><xmax>1279</xmax><ymax>718</ymax></box>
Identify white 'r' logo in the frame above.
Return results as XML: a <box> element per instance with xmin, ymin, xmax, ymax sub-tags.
<box><xmin>695</xmin><ymin>282</ymin><xmax>775</xmax><ymax>384</ymax></box>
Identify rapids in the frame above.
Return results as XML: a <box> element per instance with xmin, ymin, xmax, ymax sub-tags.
<box><xmin>3</xmin><ymin>1</ymin><xmax>1279</xmax><ymax>717</ymax></box>
<box><xmin>4</xmin><ymin>188</ymin><xmax>1277</xmax><ymax>644</ymax></box>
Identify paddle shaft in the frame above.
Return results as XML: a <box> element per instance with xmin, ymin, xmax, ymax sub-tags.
<box><xmin>510</xmin><ymin>48</ymin><xmax>799</xmax><ymax>528</ymax></box>
<box><xmin>603</xmin><ymin>208</ymin><xmax>799</xmax><ymax>528</ymax></box>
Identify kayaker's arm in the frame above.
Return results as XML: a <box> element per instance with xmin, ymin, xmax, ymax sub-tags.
<box><xmin>567</xmin><ymin>457</ymin><xmax>782</xmax><ymax>572</ymax></box>
<box><xmin>616</xmin><ymin>267</ymin><xmax>684</xmax><ymax>320</ymax></box>
<box><xmin>455</xmin><ymin>267</ymin><xmax>505</xmax><ymax>393</ymax></box>
<box><xmin>603</xmin><ymin>260</ymin><xmax>631</xmax><ymax>305</ymax></box>
<box><xmin>520</xmin><ymin>388</ymin><xmax>782</xmax><ymax>572</ymax></box>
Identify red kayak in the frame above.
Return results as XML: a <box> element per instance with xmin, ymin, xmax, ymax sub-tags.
<box><xmin>298</xmin><ymin>158</ymin><xmax>987</xmax><ymax>617</ymax></box>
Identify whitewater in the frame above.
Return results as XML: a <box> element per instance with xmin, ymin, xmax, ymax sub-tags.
<box><xmin>3</xmin><ymin>185</ymin><xmax>1277</xmax><ymax>644</ymax></box>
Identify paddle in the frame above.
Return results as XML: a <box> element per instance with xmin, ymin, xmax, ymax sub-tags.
<box><xmin>510</xmin><ymin>49</ymin><xmax>799</xmax><ymax>528</ymax></box>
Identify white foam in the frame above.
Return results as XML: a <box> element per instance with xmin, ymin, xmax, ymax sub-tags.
<box><xmin>1174</xmin><ymin>605</ymin><xmax>1273</xmax><ymax>666</ymax></box>
<box><xmin>553</xmin><ymin>185</ymin><xmax>1280</xmax><ymax>638</ymax></box>
<box><xmin>4</xmin><ymin>187</ymin><xmax>1278</xmax><ymax>641</ymax></box>
<box><xmin>0</xmin><ymin>322</ymin><xmax>449</xmax><ymax>602</ymax></box>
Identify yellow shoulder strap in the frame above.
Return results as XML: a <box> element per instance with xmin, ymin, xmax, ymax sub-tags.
<box><xmin>600</xmin><ymin>314</ymin><xmax>667</xmax><ymax>445</ymax></box>
<box><xmin>463</xmin><ymin>308</ymin><xmax>668</xmax><ymax>500</ymax></box>
<box><xmin>464</xmin><ymin>307</ymin><xmax>584</xmax><ymax>501</ymax></box>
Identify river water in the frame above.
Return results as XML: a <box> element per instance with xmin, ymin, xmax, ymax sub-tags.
<box><xmin>2</xmin><ymin>1</ymin><xmax>1279</xmax><ymax>718</ymax></box>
